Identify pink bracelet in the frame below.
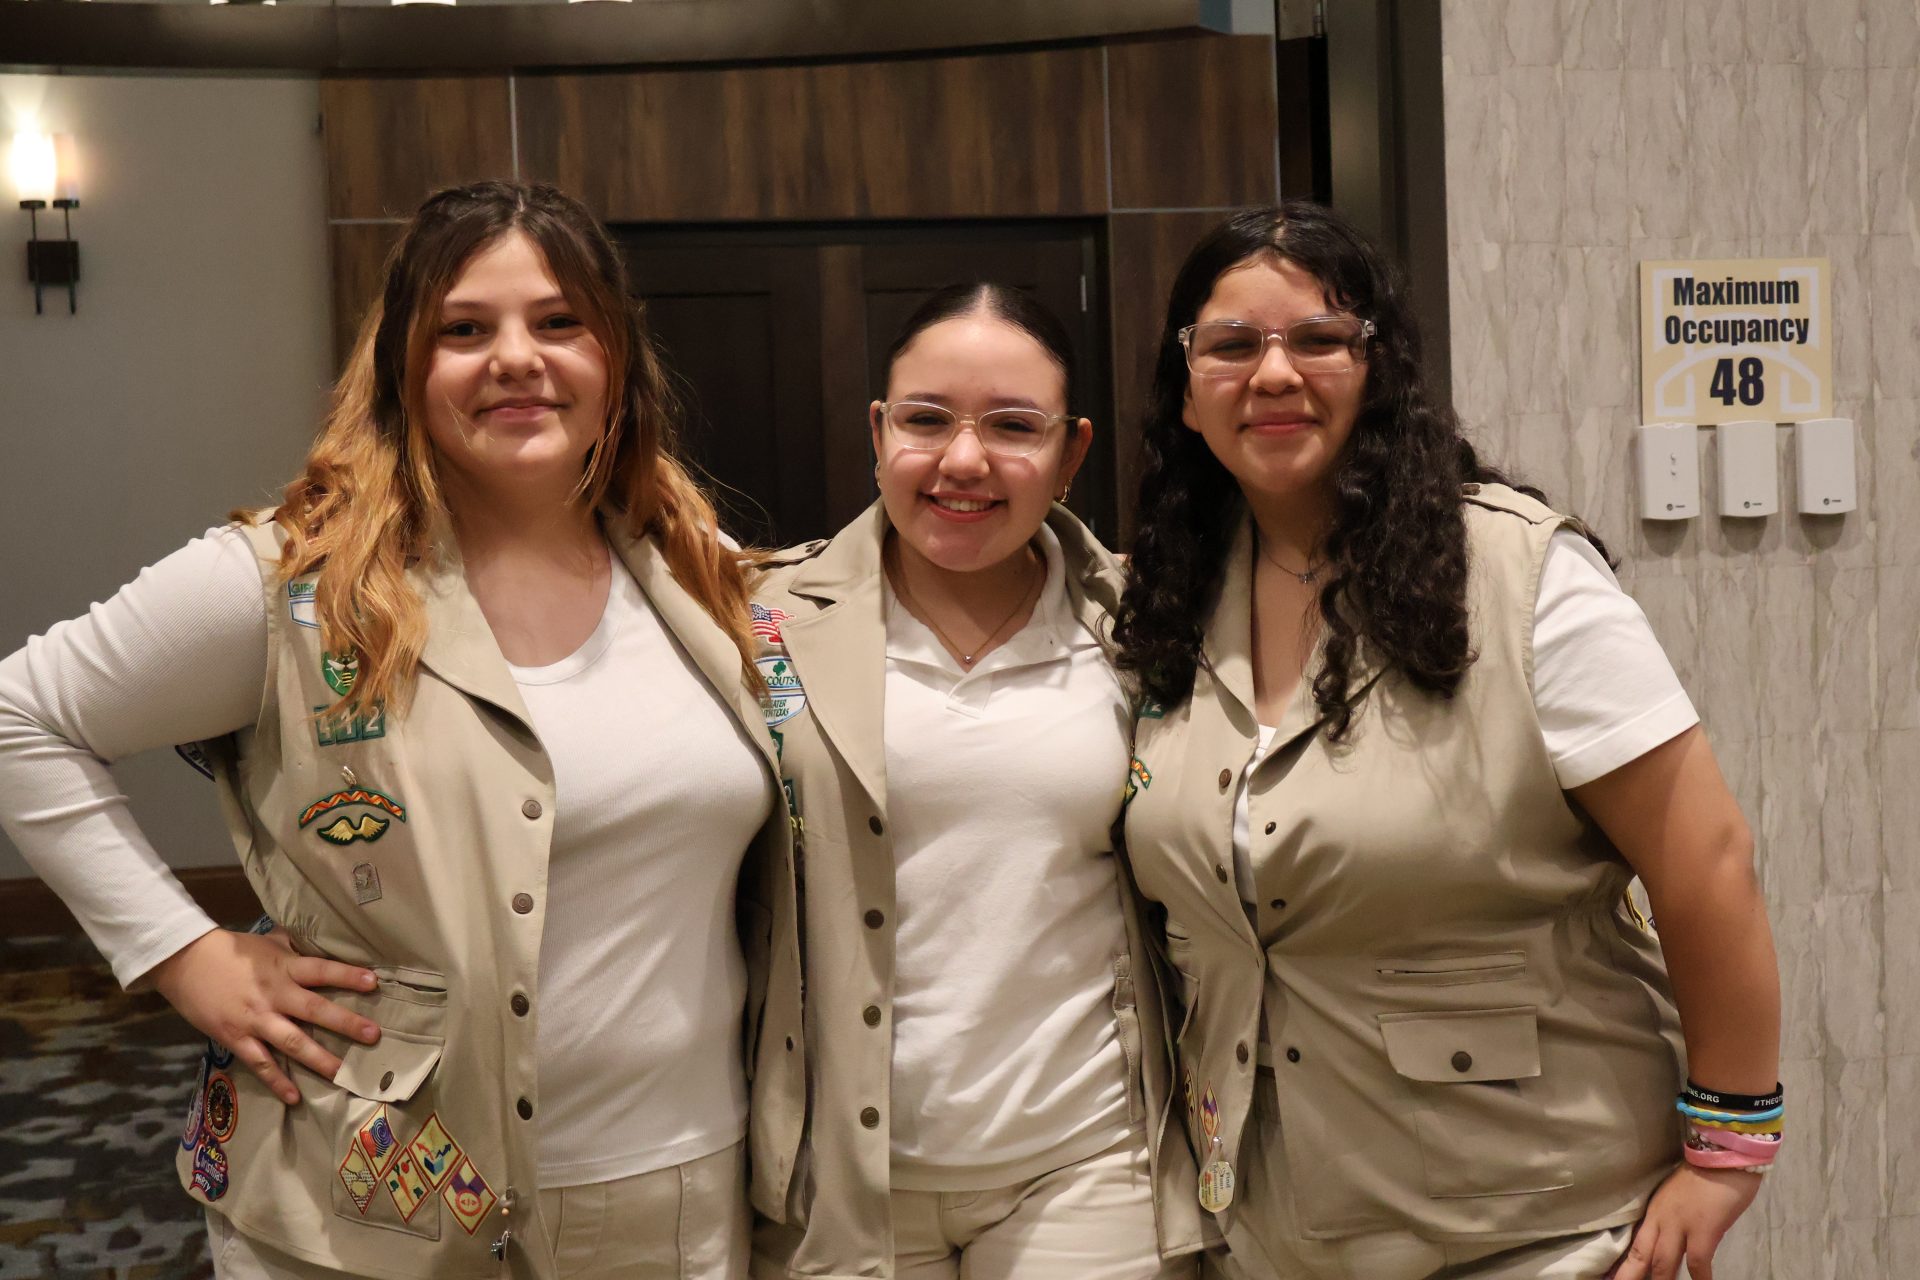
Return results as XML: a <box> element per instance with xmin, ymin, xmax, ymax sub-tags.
<box><xmin>1689</xmin><ymin>1124</ymin><xmax>1782</xmax><ymax>1160</ymax></box>
<box><xmin>1683</xmin><ymin>1144</ymin><xmax>1772</xmax><ymax>1172</ymax></box>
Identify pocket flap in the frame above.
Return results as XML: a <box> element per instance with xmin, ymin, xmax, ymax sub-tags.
<box><xmin>332</xmin><ymin>1027</ymin><xmax>446</xmax><ymax>1103</ymax></box>
<box><xmin>1377</xmin><ymin>1007</ymin><xmax>1541</xmax><ymax>1083</ymax></box>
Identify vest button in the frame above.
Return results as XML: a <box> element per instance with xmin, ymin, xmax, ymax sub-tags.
<box><xmin>1217</xmin><ymin>769</ymin><xmax>1232</xmax><ymax>790</ymax></box>
<box><xmin>1451</xmin><ymin>1051</ymin><xmax>1474</xmax><ymax>1073</ymax></box>
<box><xmin>1235</xmin><ymin>1042</ymin><xmax>1249</xmax><ymax>1065</ymax></box>
<box><xmin>379</xmin><ymin>1070</ymin><xmax>394</xmax><ymax>1091</ymax></box>
<box><xmin>516</xmin><ymin>1097</ymin><xmax>533</xmax><ymax>1120</ymax></box>
<box><xmin>512</xmin><ymin>893</ymin><xmax>535</xmax><ymax>914</ymax></box>
<box><xmin>1285</xmin><ymin>1047</ymin><xmax>1301</xmax><ymax>1063</ymax></box>
<box><xmin>1264</xmin><ymin>821</ymin><xmax>1277</xmax><ymax>835</ymax></box>
<box><xmin>863</xmin><ymin>1005</ymin><xmax>882</xmax><ymax>1027</ymax></box>
<box><xmin>521</xmin><ymin>799</ymin><xmax>543</xmax><ymax>820</ymax></box>
<box><xmin>864</xmin><ymin>909</ymin><xmax>885</xmax><ymax>929</ymax></box>
<box><xmin>868</xmin><ymin>816</ymin><xmax>884</xmax><ymax>836</ymax></box>
<box><xmin>1214</xmin><ymin>864</ymin><xmax>1230</xmax><ymax>884</ymax></box>
<box><xmin>860</xmin><ymin>1106</ymin><xmax>881</xmax><ymax>1129</ymax></box>
<box><xmin>510</xmin><ymin>993</ymin><xmax>530</xmax><ymax>1017</ymax></box>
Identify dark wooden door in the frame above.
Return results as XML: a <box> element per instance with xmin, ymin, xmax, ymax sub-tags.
<box><xmin>621</xmin><ymin>223</ymin><xmax>1110</xmax><ymax>549</ymax></box>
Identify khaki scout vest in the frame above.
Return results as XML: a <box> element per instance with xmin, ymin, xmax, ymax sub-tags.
<box><xmin>1125</xmin><ymin>485</ymin><xmax>1684</xmax><ymax>1245</ymax></box>
<box><xmin>175</xmin><ymin>515</ymin><xmax>806</xmax><ymax>1280</ymax></box>
<box><xmin>745</xmin><ymin>502</ymin><xmax>1209</xmax><ymax>1278</ymax></box>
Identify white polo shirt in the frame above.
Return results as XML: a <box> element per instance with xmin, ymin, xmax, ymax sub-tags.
<box><xmin>881</xmin><ymin>526</ymin><xmax>1134</xmax><ymax>1191</ymax></box>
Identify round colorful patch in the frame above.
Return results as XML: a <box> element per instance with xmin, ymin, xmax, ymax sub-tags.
<box><xmin>192</xmin><ymin>1135</ymin><xmax>230</xmax><ymax>1201</ymax></box>
<box><xmin>207</xmin><ymin>1039</ymin><xmax>235</xmax><ymax>1070</ymax></box>
<box><xmin>204</xmin><ymin>1072</ymin><xmax>238</xmax><ymax>1143</ymax></box>
<box><xmin>181</xmin><ymin>1060</ymin><xmax>208</xmax><ymax>1151</ymax></box>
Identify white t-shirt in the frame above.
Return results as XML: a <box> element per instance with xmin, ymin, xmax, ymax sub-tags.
<box><xmin>0</xmin><ymin>527</ymin><xmax>770</xmax><ymax>1186</ymax></box>
<box><xmin>882</xmin><ymin>526</ymin><xmax>1134</xmax><ymax>1190</ymax></box>
<box><xmin>1230</xmin><ymin>529</ymin><xmax>1698</xmax><ymax>901</ymax></box>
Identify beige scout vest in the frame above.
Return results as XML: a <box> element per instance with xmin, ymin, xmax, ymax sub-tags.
<box><xmin>744</xmin><ymin>502</ymin><xmax>1207</xmax><ymax>1279</ymax></box>
<box><xmin>1124</xmin><ymin>484</ymin><xmax>1684</xmax><ymax>1246</ymax></box>
<box><xmin>175</xmin><ymin>516</ymin><xmax>806</xmax><ymax>1280</ymax></box>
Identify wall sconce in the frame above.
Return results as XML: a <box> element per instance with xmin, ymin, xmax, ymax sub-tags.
<box><xmin>9</xmin><ymin>131</ymin><xmax>79</xmax><ymax>316</ymax></box>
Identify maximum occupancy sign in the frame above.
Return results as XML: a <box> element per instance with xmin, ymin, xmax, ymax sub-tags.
<box><xmin>1638</xmin><ymin>257</ymin><xmax>1832</xmax><ymax>426</ymax></box>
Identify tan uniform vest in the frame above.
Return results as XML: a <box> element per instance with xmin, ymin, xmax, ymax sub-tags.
<box><xmin>745</xmin><ymin>502</ymin><xmax>1208</xmax><ymax>1278</ymax></box>
<box><xmin>1124</xmin><ymin>484</ymin><xmax>1684</xmax><ymax>1246</ymax></box>
<box><xmin>175</xmin><ymin>516</ymin><xmax>807</xmax><ymax>1279</ymax></box>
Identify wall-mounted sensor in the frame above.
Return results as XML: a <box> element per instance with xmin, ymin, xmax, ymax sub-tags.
<box><xmin>1794</xmin><ymin>418</ymin><xmax>1857</xmax><ymax>514</ymax></box>
<box><xmin>1636</xmin><ymin>422</ymin><xmax>1700</xmax><ymax>520</ymax></box>
<box><xmin>1716</xmin><ymin>420</ymin><xmax>1778</xmax><ymax>517</ymax></box>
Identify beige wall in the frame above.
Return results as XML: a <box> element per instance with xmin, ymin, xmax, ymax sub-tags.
<box><xmin>0</xmin><ymin>74</ymin><xmax>332</xmax><ymax>878</ymax></box>
<box><xmin>1441</xmin><ymin>0</ymin><xmax>1917</xmax><ymax>1274</ymax></box>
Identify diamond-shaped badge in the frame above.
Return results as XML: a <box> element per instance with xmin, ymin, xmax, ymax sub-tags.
<box><xmin>337</xmin><ymin>1145</ymin><xmax>378</xmax><ymax>1215</ymax></box>
<box><xmin>441</xmin><ymin>1157</ymin><xmax>498</xmax><ymax>1235</ymax></box>
<box><xmin>384</xmin><ymin>1150</ymin><xmax>434</xmax><ymax>1222</ymax></box>
<box><xmin>405</xmin><ymin>1113</ymin><xmax>463</xmax><ymax>1189</ymax></box>
<box><xmin>354</xmin><ymin>1105</ymin><xmax>400</xmax><ymax>1177</ymax></box>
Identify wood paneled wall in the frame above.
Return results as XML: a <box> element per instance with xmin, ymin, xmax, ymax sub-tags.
<box><xmin>319</xmin><ymin>35</ymin><xmax>1279</xmax><ymax>539</ymax></box>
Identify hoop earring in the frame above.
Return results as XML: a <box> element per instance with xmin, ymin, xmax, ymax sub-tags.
<box><xmin>1057</xmin><ymin>481</ymin><xmax>1073</xmax><ymax>503</ymax></box>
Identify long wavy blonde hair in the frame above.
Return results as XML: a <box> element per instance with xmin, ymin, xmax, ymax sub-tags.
<box><xmin>249</xmin><ymin>181</ymin><xmax>757</xmax><ymax>719</ymax></box>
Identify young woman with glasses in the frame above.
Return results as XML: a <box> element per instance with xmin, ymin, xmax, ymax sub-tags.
<box><xmin>0</xmin><ymin>181</ymin><xmax>801</xmax><ymax>1279</ymax></box>
<box><xmin>745</xmin><ymin>284</ymin><xmax>1204</xmax><ymax>1280</ymax></box>
<box><xmin>1113</xmin><ymin>203</ymin><xmax>1781</xmax><ymax>1280</ymax></box>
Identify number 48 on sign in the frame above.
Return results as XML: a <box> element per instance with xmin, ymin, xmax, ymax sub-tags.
<box><xmin>1638</xmin><ymin>258</ymin><xmax>1831</xmax><ymax>425</ymax></box>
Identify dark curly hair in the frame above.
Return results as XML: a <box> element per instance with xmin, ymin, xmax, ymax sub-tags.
<box><xmin>1112</xmin><ymin>202</ymin><xmax>1605</xmax><ymax>738</ymax></box>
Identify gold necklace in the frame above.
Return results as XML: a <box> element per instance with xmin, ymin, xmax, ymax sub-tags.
<box><xmin>890</xmin><ymin>546</ymin><xmax>1043</xmax><ymax>668</ymax></box>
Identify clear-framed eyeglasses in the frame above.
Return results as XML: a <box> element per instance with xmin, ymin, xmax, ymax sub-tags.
<box><xmin>1177</xmin><ymin>315</ymin><xmax>1376</xmax><ymax>377</ymax></box>
<box><xmin>877</xmin><ymin>401</ymin><xmax>1072</xmax><ymax>458</ymax></box>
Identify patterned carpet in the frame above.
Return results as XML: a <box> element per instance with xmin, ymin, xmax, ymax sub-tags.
<box><xmin>0</xmin><ymin>935</ymin><xmax>211</xmax><ymax>1280</ymax></box>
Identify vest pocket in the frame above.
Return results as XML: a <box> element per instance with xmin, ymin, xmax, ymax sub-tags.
<box><xmin>1376</xmin><ymin>1007</ymin><xmax>1573</xmax><ymax>1199</ymax></box>
<box><xmin>323</xmin><ymin>979</ymin><xmax>451</xmax><ymax>1241</ymax></box>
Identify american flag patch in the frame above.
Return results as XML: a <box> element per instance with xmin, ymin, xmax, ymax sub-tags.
<box><xmin>750</xmin><ymin>603</ymin><xmax>792</xmax><ymax>644</ymax></box>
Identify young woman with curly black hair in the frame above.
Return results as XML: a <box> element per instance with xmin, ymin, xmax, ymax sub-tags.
<box><xmin>1113</xmin><ymin>203</ymin><xmax>1781</xmax><ymax>1280</ymax></box>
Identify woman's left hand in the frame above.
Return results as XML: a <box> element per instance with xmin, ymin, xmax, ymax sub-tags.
<box><xmin>1611</xmin><ymin>1164</ymin><xmax>1762</xmax><ymax>1280</ymax></box>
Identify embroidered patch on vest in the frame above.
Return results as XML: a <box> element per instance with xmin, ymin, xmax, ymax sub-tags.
<box><xmin>192</xmin><ymin>1135</ymin><xmax>230</xmax><ymax>1201</ymax></box>
<box><xmin>757</xmin><ymin>656</ymin><xmax>806</xmax><ymax>727</ymax></box>
<box><xmin>1138</xmin><ymin>697</ymin><xmax>1166</xmax><ymax>719</ymax></box>
<box><xmin>315</xmin><ymin>702</ymin><xmax>387</xmax><ymax>747</ymax></box>
<box><xmin>203</xmin><ymin>1072</ymin><xmax>238</xmax><ymax>1144</ymax></box>
<box><xmin>1125</xmin><ymin>756</ymin><xmax>1153</xmax><ymax>803</ymax></box>
<box><xmin>442</xmin><ymin>1158</ymin><xmax>498</xmax><ymax>1235</ymax></box>
<box><xmin>384</xmin><ymin>1150</ymin><xmax>434</xmax><ymax>1221</ymax></box>
<box><xmin>299</xmin><ymin>788</ymin><xmax>407</xmax><ymax>830</ymax></box>
<box><xmin>750</xmin><ymin>603</ymin><xmax>793</xmax><ymax>645</ymax></box>
<box><xmin>323</xmin><ymin>651</ymin><xmax>360</xmax><ymax>699</ymax></box>
<box><xmin>287</xmin><ymin>581</ymin><xmax>319</xmax><ymax>629</ymax></box>
<box><xmin>316</xmin><ymin>814</ymin><xmax>391</xmax><ymax>846</ymax></box>
<box><xmin>405</xmin><ymin>1113</ymin><xmax>464</xmax><ymax>1189</ymax></box>
<box><xmin>181</xmin><ymin>1058</ymin><xmax>208</xmax><ymax>1151</ymax></box>
<box><xmin>354</xmin><ymin>1105</ymin><xmax>401</xmax><ymax>1174</ymax></box>
<box><xmin>338</xmin><ymin>1145</ymin><xmax>380</xmax><ymax>1215</ymax></box>
<box><xmin>352</xmin><ymin>862</ymin><xmax>384</xmax><ymax>905</ymax></box>
<box><xmin>207</xmin><ymin>1039</ymin><xmax>235</xmax><ymax>1070</ymax></box>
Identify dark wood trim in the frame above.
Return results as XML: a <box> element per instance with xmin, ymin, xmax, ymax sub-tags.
<box><xmin>1323</xmin><ymin>0</ymin><xmax>1450</xmax><ymax>403</ymax></box>
<box><xmin>1</xmin><ymin>867</ymin><xmax>263</xmax><ymax>939</ymax></box>
<box><xmin>1</xmin><ymin>0</ymin><xmax>1230</xmax><ymax>74</ymax></box>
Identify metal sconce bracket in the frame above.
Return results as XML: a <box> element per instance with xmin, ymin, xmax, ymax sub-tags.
<box><xmin>23</xmin><ymin>197</ymin><xmax>80</xmax><ymax>316</ymax></box>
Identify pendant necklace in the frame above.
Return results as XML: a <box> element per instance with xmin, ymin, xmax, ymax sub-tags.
<box><xmin>890</xmin><ymin>547</ymin><xmax>1043</xmax><ymax>668</ymax></box>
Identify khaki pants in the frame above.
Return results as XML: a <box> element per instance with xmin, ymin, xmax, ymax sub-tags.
<box><xmin>210</xmin><ymin>1141</ymin><xmax>748</xmax><ymax>1280</ymax></box>
<box><xmin>887</xmin><ymin>1135</ymin><xmax>1198</xmax><ymax>1280</ymax></box>
<box><xmin>1212</xmin><ymin>1081</ymin><xmax>1632</xmax><ymax>1280</ymax></box>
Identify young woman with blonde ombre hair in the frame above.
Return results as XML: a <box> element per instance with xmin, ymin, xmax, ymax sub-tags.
<box><xmin>0</xmin><ymin>180</ymin><xmax>804</xmax><ymax>1280</ymax></box>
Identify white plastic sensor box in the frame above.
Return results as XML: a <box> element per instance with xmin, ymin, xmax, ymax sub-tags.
<box><xmin>1716</xmin><ymin>420</ymin><xmax>1778</xmax><ymax>517</ymax></box>
<box><xmin>1794</xmin><ymin>418</ymin><xmax>1857</xmax><ymax>515</ymax></box>
<box><xmin>1636</xmin><ymin>423</ymin><xmax>1700</xmax><ymax>520</ymax></box>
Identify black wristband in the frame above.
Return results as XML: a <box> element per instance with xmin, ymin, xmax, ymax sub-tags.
<box><xmin>1682</xmin><ymin>1079</ymin><xmax>1784</xmax><ymax>1112</ymax></box>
